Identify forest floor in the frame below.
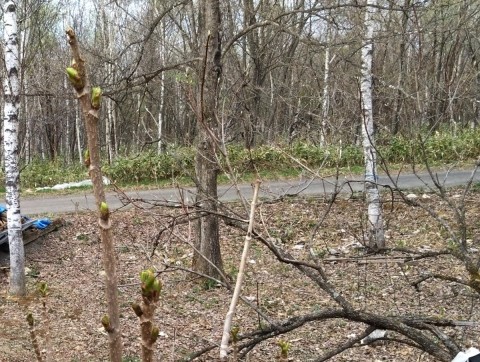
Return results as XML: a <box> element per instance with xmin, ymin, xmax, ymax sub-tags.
<box><xmin>0</xmin><ymin>189</ymin><xmax>479</xmax><ymax>362</ymax></box>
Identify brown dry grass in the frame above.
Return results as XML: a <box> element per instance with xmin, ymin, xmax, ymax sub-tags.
<box><xmin>0</xmin><ymin>191</ymin><xmax>479</xmax><ymax>362</ymax></box>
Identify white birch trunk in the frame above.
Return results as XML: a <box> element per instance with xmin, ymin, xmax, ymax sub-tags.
<box><xmin>106</xmin><ymin>97</ymin><xmax>113</xmax><ymax>163</ymax></box>
<box><xmin>157</xmin><ymin>103</ymin><xmax>163</xmax><ymax>154</ymax></box>
<box><xmin>360</xmin><ymin>0</ymin><xmax>385</xmax><ymax>249</ymax></box>
<box><xmin>157</xmin><ymin>64</ymin><xmax>165</xmax><ymax>154</ymax></box>
<box><xmin>24</xmin><ymin>82</ymin><xmax>31</xmax><ymax>163</ymax></box>
<box><xmin>76</xmin><ymin>106</ymin><xmax>83</xmax><ymax>164</ymax></box>
<box><xmin>153</xmin><ymin>0</ymin><xmax>166</xmax><ymax>154</ymax></box>
<box><xmin>3</xmin><ymin>0</ymin><xmax>25</xmax><ymax>295</ymax></box>
<box><xmin>101</xmin><ymin>0</ymin><xmax>116</xmax><ymax>162</ymax></box>
<box><xmin>64</xmin><ymin>77</ymin><xmax>71</xmax><ymax>162</ymax></box>
<box><xmin>320</xmin><ymin>24</ymin><xmax>330</xmax><ymax>147</ymax></box>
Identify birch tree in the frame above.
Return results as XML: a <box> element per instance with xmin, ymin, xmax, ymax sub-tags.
<box><xmin>320</xmin><ymin>15</ymin><xmax>332</xmax><ymax>147</ymax></box>
<box><xmin>4</xmin><ymin>0</ymin><xmax>25</xmax><ymax>296</ymax></box>
<box><xmin>360</xmin><ymin>0</ymin><xmax>385</xmax><ymax>249</ymax></box>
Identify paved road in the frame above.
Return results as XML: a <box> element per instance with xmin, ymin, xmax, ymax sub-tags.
<box><xmin>18</xmin><ymin>168</ymin><xmax>480</xmax><ymax>215</ymax></box>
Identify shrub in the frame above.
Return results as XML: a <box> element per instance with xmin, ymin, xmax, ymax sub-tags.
<box><xmin>13</xmin><ymin>129</ymin><xmax>480</xmax><ymax>189</ymax></box>
<box><xmin>20</xmin><ymin>159</ymin><xmax>86</xmax><ymax>188</ymax></box>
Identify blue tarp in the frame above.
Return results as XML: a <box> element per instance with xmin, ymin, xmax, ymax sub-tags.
<box><xmin>0</xmin><ymin>205</ymin><xmax>52</xmax><ymax>247</ymax></box>
<box><xmin>0</xmin><ymin>205</ymin><xmax>51</xmax><ymax>229</ymax></box>
<box><xmin>33</xmin><ymin>219</ymin><xmax>52</xmax><ymax>230</ymax></box>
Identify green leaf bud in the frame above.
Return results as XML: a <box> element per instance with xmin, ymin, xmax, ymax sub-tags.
<box><xmin>91</xmin><ymin>87</ymin><xmax>102</xmax><ymax>109</ymax></box>
<box><xmin>152</xmin><ymin>279</ymin><xmax>162</xmax><ymax>294</ymax></box>
<box><xmin>66</xmin><ymin>67</ymin><xmax>79</xmax><ymax>81</ymax></box>
<box><xmin>150</xmin><ymin>326</ymin><xmax>160</xmax><ymax>343</ymax></box>
<box><xmin>66</xmin><ymin>67</ymin><xmax>83</xmax><ymax>90</ymax></box>
<box><xmin>99</xmin><ymin>202</ymin><xmax>109</xmax><ymax>221</ymax></box>
<box><xmin>144</xmin><ymin>273</ymin><xmax>155</xmax><ymax>290</ymax></box>
<box><xmin>101</xmin><ymin>315</ymin><xmax>113</xmax><ymax>332</ymax></box>
<box><xmin>140</xmin><ymin>269</ymin><xmax>153</xmax><ymax>284</ymax></box>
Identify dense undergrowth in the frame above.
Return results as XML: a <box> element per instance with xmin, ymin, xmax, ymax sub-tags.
<box><xmin>14</xmin><ymin>129</ymin><xmax>480</xmax><ymax>189</ymax></box>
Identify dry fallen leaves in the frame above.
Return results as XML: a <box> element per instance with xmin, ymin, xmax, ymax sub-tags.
<box><xmin>0</xmin><ymin>192</ymin><xmax>478</xmax><ymax>361</ymax></box>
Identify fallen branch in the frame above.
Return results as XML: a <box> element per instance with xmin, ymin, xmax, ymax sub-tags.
<box><xmin>220</xmin><ymin>180</ymin><xmax>260</xmax><ymax>360</ymax></box>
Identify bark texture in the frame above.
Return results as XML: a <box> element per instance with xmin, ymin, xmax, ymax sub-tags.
<box><xmin>360</xmin><ymin>0</ymin><xmax>385</xmax><ymax>249</ymax></box>
<box><xmin>3</xmin><ymin>0</ymin><xmax>25</xmax><ymax>296</ymax></box>
<box><xmin>192</xmin><ymin>0</ymin><xmax>224</xmax><ymax>280</ymax></box>
<box><xmin>65</xmin><ymin>27</ymin><xmax>123</xmax><ymax>362</ymax></box>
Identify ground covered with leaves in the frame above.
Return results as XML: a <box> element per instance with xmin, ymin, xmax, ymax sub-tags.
<box><xmin>0</xmin><ymin>189</ymin><xmax>479</xmax><ymax>361</ymax></box>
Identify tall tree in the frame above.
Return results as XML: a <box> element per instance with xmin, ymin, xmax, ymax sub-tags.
<box><xmin>320</xmin><ymin>14</ymin><xmax>332</xmax><ymax>147</ymax></box>
<box><xmin>360</xmin><ymin>0</ymin><xmax>385</xmax><ymax>249</ymax></box>
<box><xmin>242</xmin><ymin>0</ymin><xmax>262</xmax><ymax>148</ymax></box>
<box><xmin>192</xmin><ymin>0</ymin><xmax>224</xmax><ymax>280</ymax></box>
<box><xmin>4</xmin><ymin>0</ymin><xmax>25</xmax><ymax>296</ymax></box>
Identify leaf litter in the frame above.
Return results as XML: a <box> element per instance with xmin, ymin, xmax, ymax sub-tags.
<box><xmin>0</xmin><ymin>191</ymin><xmax>479</xmax><ymax>361</ymax></box>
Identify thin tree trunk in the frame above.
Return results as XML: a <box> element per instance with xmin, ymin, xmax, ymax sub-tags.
<box><xmin>75</xmin><ymin>107</ymin><xmax>83</xmax><ymax>164</ymax></box>
<box><xmin>192</xmin><ymin>0</ymin><xmax>224</xmax><ymax>280</ymax></box>
<box><xmin>65</xmin><ymin>78</ymin><xmax>71</xmax><ymax>163</ymax></box>
<box><xmin>243</xmin><ymin>0</ymin><xmax>261</xmax><ymax>148</ymax></box>
<box><xmin>66</xmin><ymin>27</ymin><xmax>122</xmax><ymax>361</ymax></box>
<box><xmin>321</xmin><ymin>19</ymin><xmax>331</xmax><ymax>147</ymax></box>
<box><xmin>3</xmin><ymin>0</ymin><xmax>25</xmax><ymax>296</ymax></box>
<box><xmin>392</xmin><ymin>0</ymin><xmax>411</xmax><ymax>135</ymax></box>
<box><xmin>360</xmin><ymin>0</ymin><xmax>385</xmax><ymax>249</ymax></box>
<box><xmin>101</xmin><ymin>0</ymin><xmax>116</xmax><ymax>162</ymax></box>
<box><xmin>158</xmin><ymin>16</ymin><xmax>166</xmax><ymax>154</ymax></box>
<box><xmin>106</xmin><ymin>97</ymin><xmax>113</xmax><ymax>163</ymax></box>
<box><xmin>24</xmin><ymin>82</ymin><xmax>31</xmax><ymax>163</ymax></box>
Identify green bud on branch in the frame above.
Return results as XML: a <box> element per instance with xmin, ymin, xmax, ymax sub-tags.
<box><xmin>99</xmin><ymin>202</ymin><xmax>109</xmax><ymax>221</ymax></box>
<box><xmin>140</xmin><ymin>268</ymin><xmax>161</xmax><ymax>301</ymax></box>
<box><xmin>140</xmin><ymin>269</ymin><xmax>154</xmax><ymax>284</ymax></box>
<box><xmin>66</xmin><ymin>67</ymin><xmax>83</xmax><ymax>90</ymax></box>
<box><xmin>91</xmin><ymin>87</ymin><xmax>102</xmax><ymax>109</ymax></box>
<box><xmin>152</xmin><ymin>279</ymin><xmax>162</xmax><ymax>294</ymax></box>
<box><xmin>66</xmin><ymin>67</ymin><xmax>79</xmax><ymax>80</ymax></box>
<box><xmin>150</xmin><ymin>326</ymin><xmax>160</xmax><ymax>344</ymax></box>
<box><xmin>101</xmin><ymin>314</ymin><xmax>114</xmax><ymax>333</ymax></box>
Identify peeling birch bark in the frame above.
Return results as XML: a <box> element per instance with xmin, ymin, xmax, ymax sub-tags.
<box><xmin>360</xmin><ymin>0</ymin><xmax>385</xmax><ymax>249</ymax></box>
<box><xmin>3</xmin><ymin>0</ymin><xmax>25</xmax><ymax>296</ymax></box>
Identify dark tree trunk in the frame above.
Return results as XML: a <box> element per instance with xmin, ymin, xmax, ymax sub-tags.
<box><xmin>192</xmin><ymin>0</ymin><xmax>224</xmax><ymax>280</ymax></box>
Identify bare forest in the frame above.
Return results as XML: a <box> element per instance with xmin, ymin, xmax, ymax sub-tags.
<box><xmin>5</xmin><ymin>0</ymin><xmax>479</xmax><ymax>161</ymax></box>
<box><xmin>1</xmin><ymin>1</ymin><xmax>480</xmax><ymax>362</ymax></box>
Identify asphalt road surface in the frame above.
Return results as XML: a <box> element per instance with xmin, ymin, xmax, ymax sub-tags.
<box><xmin>18</xmin><ymin>168</ymin><xmax>480</xmax><ymax>216</ymax></box>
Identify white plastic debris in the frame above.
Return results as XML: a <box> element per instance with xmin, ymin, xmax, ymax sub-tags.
<box><xmin>36</xmin><ymin>176</ymin><xmax>111</xmax><ymax>191</ymax></box>
<box><xmin>406</xmin><ymin>193</ymin><xmax>418</xmax><ymax>200</ymax></box>
<box><xmin>452</xmin><ymin>347</ymin><xmax>480</xmax><ymax>362</ymax></box>
<box><xmin>361</xmin><ymin>329</ymin><xmax>387</xmax><ymax>345</ymax></box>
